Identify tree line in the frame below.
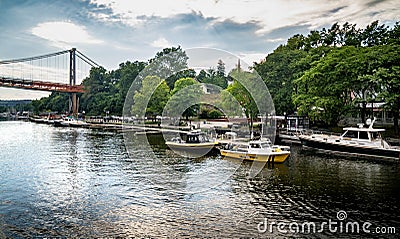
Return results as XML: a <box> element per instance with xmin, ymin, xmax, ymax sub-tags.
<box><xmin>32</xmin><ymin>21</ymin><xmax>400</xmax><ymax>132</ymax></box>
<box><xmin>32</xmin><ymin>46</ymin><xmax>229</xmax><ymax>118</ymax></box>
<box><xmin>254</xmin><ymin>21</ymin><xmax>400</xmax><ymax>133</ymax></box>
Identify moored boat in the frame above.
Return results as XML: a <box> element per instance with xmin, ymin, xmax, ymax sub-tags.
<box><xmin>68</xmin><ymin>119</ymin><xmax>89</xmax><ymax>127</ymax></box>
<box><xmin>278</xmin><ymin>131</ymin><xmax>304</xmax><ymax>145</ymax></box>
<box><xmin>220</xmin><ymin>138</ymin><xmax>290</xmax><ymax>163</ymax></box>
<box><xmin>277</xmin><ymin>115</ymin><xmax>309</xmax><ymax>145</ymax></box>
<box><xmin>57</xmin><ymin>117</ymin><xmax>88</xmax><ymax>127</ymax></box>
<box><xmin>166</xmin><ymin>130</ymin><xmax>218</xmax><ymax>157</ymax></box>
<box><xmin>299</xmin><ymin>118</ymin><xmax>400</xmax><ymax>161</ymax></box>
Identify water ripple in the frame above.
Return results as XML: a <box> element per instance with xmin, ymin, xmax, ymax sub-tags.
<box><xmin>0</xmin><ymin>121</ymin><xmax>399</xmax><ymax>238</ymax></box>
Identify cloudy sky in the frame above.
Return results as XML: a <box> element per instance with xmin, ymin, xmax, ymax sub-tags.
<box><xmin>0</xmin><ymin>0</ymin><xmax>399</xmax><ymax>99</ymax></box>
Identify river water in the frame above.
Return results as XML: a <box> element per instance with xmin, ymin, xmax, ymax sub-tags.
<box><xmin>0</xmin><ymin>121</ymin><xmax>399</xmax><ymax>238</ymax></box>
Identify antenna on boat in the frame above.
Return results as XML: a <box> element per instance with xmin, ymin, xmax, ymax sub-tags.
<box><xmin>260</xmin><ymin>115</ymin><xmax>264</xmax><ymax>139</ymax></box>
<box><xmin>367</xmin><ymin>117</ymin><xmax>376</xmax><ymax>129</ymax></box>
<box><xmin>258</xmin><ymin>113</ymin><xmax>265</xmax><ymax>140</ymax></box>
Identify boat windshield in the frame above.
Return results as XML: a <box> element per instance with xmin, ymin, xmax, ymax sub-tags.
<box><xmin>261</xmin><ymin>143</ymin><xmax>271</xmax><ymax>149</ymax></box>
<box><xmin>186</xmin><ymin>135</ymin><xmax>200</xmax><ymax>143</ymax></box>
<box><xmin>343</xmin><ymin>131</ymin><xmax>369</xmax><ymax>140</ymax></box>
<box><xmin>359</xmin><ymin>131</ymin><xmax>369</xmax><ymax>140</ymax></box>
<box><xmin>371</xmin><ymin>132</ymin><xmax>381</xmax><ymax>140</ymax></box>
<box><xmin>250</xmin><ymin>143</ymin><xmax>261</xmax><ymax>148</ymax></box>
<box><xmin>186</xmin><ymin>133</ymin><xmax>209</xmax><ymax>143</ymax></box>
<box><xmin>250</xmin><ymin>142</ymin><xmax>271</xmax><ymax>149</ymax></box>
<box><xmin>198</xmin><ymin>134</ymin><xmax>209</xmax><ymax>142</ymax></box>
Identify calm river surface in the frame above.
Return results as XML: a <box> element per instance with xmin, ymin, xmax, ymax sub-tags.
<box><xmin>0</xmin><ymin>121</ymin><xmax>399</xmax><ymax>238</ymax></box>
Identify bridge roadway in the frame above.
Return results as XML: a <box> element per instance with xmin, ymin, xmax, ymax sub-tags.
<box><xmin>0</xmin><ymin>77</ymin><xmax>85</xmax><ymax>93</ymax></box>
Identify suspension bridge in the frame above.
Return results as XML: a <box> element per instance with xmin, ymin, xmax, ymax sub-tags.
<box><xmin>0</xmin><ymin>48</ymin><xmax>99</xmax><ymax>115</ymax></box>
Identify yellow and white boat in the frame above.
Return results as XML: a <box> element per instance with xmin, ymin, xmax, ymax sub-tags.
<box><xmin>220</xmin><ymin>139</ymin><xmax>290</xmax><ymax>163</ymax></box>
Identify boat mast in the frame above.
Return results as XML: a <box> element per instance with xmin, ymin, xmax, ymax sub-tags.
<box><xmin>260</xmin><ymin>114</ymin><xmax>265</xmax><ymax>140</ymax></box>
<box><xmin>261</xmin><ymin>114</ymin><xmax>264</xmax><ymax>137</ymax></box>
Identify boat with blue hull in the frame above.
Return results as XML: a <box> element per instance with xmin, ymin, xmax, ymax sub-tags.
<box><xmin>299</xmin><ymin>118</ymin><xmax>400</xmax><ymax>161</ymax></box>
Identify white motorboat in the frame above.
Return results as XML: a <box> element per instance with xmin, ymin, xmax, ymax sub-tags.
<box><xmin>220</xmin><ymin>138</ymin><xmax>290</xmax><ymax>163</ymax></box>
<box><xmin>299</xmin><ymin>118</ymin><xmax>400</xmax><ymax>161</ymax></box>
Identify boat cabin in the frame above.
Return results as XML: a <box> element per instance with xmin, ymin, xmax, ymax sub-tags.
<box><xmin>340</xmin><ymin>126</ymin><xmax>385</xmax><ymax>142</ymax></box>
<box><xmin>185</xmin><ymin>131</ymin><xmax>210</xmax><ymax>144</ymax></box>
<box><xmin>249</xmin><ymin>140</ymin><xmax>272</xmax><ymax>150</ymax></box>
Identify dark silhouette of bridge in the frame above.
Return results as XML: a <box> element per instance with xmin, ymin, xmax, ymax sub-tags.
<box><xmin>0</xmin><ymin>48</ymin><xmax>99</xmax><ymax>115</ymax></box>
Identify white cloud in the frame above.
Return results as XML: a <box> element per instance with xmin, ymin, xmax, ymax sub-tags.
<box><xmin>31</xmin><ymin>21</ymin><xmax>103</xmax><ymax>49</ymax></box>
<box><xmin>150</xmin><ymin>37</ymin><xmax>172</xmax><ymax>49</ymax></box>
<box><xmin>90</xmin><ymin>0</ymin><xmax>400</xmax><ymax>34</ymax></box>
<box><xmin>266</xmin><ymin>38</ymin><xmax>285</xmax><ymax>43</ymax></box>
<box><xmin>238</xmin><ymin>53</ymin><xmax>267</xmax><ymax>65</ymax></box>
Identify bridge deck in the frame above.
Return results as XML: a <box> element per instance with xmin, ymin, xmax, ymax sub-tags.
<box><xmin>0</xmin><ymin>77</ymin><xmax>85</xmax><ymax>93</ymax></box>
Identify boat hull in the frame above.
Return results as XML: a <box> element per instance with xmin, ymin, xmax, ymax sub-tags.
<box><xmin>278</xmin><ymin>133</ymin><xmax>301</xmax><ymax>145</ymax></box>
<box><xmin>69</xmin><ymin>122</ymin><xmax>89</xmax><ymax>128</ymax></box>
<box><xmin>300</xmin><ymin>136</ymin><xmax>400</xmax><ymax>161</ymax></box>
<box><xmin>53</xmin><ymin>120</ymin><xmax>63</xmax><ymax>127</ymax></box>
<box><xmin>166</xmin><ymin>142</ymin><xmax>218</xmax><ymax>157</ymax></box>
<box><xmin>220</xmin><ymin>150</ymin><xmax>289</xmax><ymax>163</ymax></box>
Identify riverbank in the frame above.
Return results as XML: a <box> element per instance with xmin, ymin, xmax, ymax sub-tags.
<box><xmin>25</xmin><ymin>115</ymin><xmax>400</xmax><ymax>147</ymax></box>
<box><xmin>28</xmin><ymin>116</ymin><xmax>198</xmax><ymax>134</ymax></box>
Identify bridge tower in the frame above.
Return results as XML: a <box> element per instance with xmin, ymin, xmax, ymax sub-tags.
<box><xmin>69</xmin><ymin>48</ymin><xmax>78</xmax><ymax>116</ymax></box>
<box><xmin>0</xmin><ymin>48</ymin><xmax>97</xmax><ymax>115</ymax></box>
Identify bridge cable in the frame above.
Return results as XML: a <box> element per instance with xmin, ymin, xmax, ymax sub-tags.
<box><xmin>75</xmin><ymin>50</ymin><xmax>100</xmax><ymax>67</ymax></box>
<box><xmin>0</xmin><ymin>50</ymin><xmax>70</xmax><ymax>65</ymax></box>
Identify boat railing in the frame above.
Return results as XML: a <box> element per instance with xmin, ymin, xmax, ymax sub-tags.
<box><xmin>310</xmin><ymin>129</ymin><xmax>341</xmax><ymax>136</ymax></box>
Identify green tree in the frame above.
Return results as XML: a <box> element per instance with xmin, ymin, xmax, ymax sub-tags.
<box><xmin>80</xmin><ymin>66</ymin><xmax>114</xmax><ymax>115</ymax></box>
<box><xmin>31</xmin><ymin>92</ymin><xmax>69</xmax><ymax>114</ymax></box>
<box><xmin>47</xmin><ymin>93</ymin><xmax>69</xmax><ymax>113</ymax></box>
<box><xmin>222</xmin><ymin>69</ymin><xmax>267</xmax><ymax>131</ymax></box>
<box><xmin>147</xmin><ymin>80</ymin><xmax>170</xmax><ymax>118</ymax></box>
<box><xmin>372</xmin><ymin>44</ymin><xmax>400</xmax><ymax>133</ymax></box>
<box><xmin>146</xmin><ymin>46</ymin><xmax>189</xmax><ymax>89</ymax></box>
<box><xmin>111</xmin><ymin>60</ymin><xmax>147</xmax><ymax>113</ymax></box>
<box><xmin>131</xmin><ymin>76</ymin><xmax>170</xmax><ymax>119</ymax></box>
<box><xmin>217</xmin><ymin>59</ymin><xmax>226</xmax><ymax>76</ymax></box>
<box><xmin>254</xmin><ymin>46</ymin><xmax>309</xmax><ymax>115</ymax></box>
<box><xmin>208</xmin><ymin>109</ymin><xmax>223</xmax><ymax>119</ymax></box>
<box><xmin>293</xmin><ymin>47</ymin><xmax>356</xmax><ymax>125</ymax></box>
<box><xmin>166</xmin><ymin>77</ymin><xmax>203</xmax><ymax>120</ymax></box>
<box><xmin>196</xmin><ymin>69</ymin><xmax>208</xmax><ymax>82</ymax></box>
<box><xmin>166</xmin><ymin>69</ymin><xmax>196</xmax><ymax>89</ymax></box>
<box><xmin>360</xmin><ymin>20</ymin><xmax>389</xmax><ymax>47</ymax></box>
<box><xmin>388</xmin><ymin>22</ymin><xmax>400</xmax><ymax>45</ymax></box>
<box><xmin>376</xmin><ymin>66</ymin><xmax>400</xmax><ymax>134</ymax></box>
<box><xmin>199</xmin><ymin>68</ymin><xmax>228</xmax><ymax>89</ymax></box>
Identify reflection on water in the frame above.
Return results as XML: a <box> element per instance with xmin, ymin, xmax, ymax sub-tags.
<box><xmin>0</xmin><ymin>121</ymin><xmax>399</xmax><ymax>238</ymax></box>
